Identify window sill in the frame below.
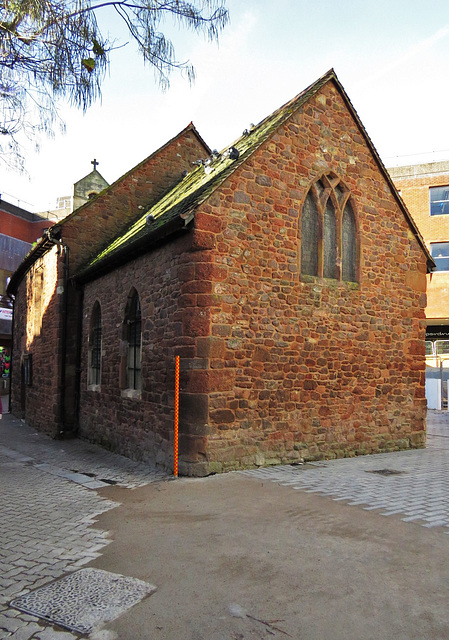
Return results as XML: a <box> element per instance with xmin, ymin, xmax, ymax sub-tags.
<box><xmin>121</xmin><ymin>388</ymin><xmax>142</xmax><ymax>400</ymax></box>
<box><xmin>87</xmin><ymin>384</ymin><xmax>101</xmax><ymax>392</ymax></box>
<box><xmin>300</xmin><ymin>274</ymin><xmax>359</xmax><ymax>287</ymax></box>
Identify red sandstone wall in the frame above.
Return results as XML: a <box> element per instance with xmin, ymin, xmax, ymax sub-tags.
<box><xmin>78</xmin><ymin>233</ymin><xmax>193</xmax><ymax>466</ymax></box>
<box><xmin>10</xmin><ymin>126</ymin><xmax>209</xmax><ymax>439</ymax></box>
<box><xmin>10</xmin><ymin>247</ymin><xmax>63</xmax><ymax>435</ymax></box>
<box><xmin>182</xmin><ymin>80</ymin><xmax>427</xmax><ymax>473</ymax></box>
<box><xmin>76</xmin><ymin>80</ymin><xmax>427</xmax><ymax>476</ymax></box>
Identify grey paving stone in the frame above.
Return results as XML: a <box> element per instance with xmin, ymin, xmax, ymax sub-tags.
<box><xmin>35</xmin><ymin>629</ymin><xmax>80</xmax><ymax>640</ymax></box>
<box><xmin>240</xmin><ymin>411</ymin><xmax>449</xmax><ymax>531</ymax></box>
<box><xmin>0</xmin><ymin>415</ymin><xmax>166</xmax><ymax>639</ymax></box>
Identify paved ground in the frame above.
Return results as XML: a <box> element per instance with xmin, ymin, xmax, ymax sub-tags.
<box><xmin>0</xmin><ymin>414</ymin><xmax>166</xmax><ymax>640</ymax></box>
<box><xmin>241</xmin><ymin>411</ymin><xmax>449</xmax><ymax>529</ymax></box>
<box><xmin>1</xmin><ymin>410</ymin><xmax>449</xmax><ymax>639</ymax></box>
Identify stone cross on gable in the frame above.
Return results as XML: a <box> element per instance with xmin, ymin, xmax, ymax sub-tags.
<box><xmin>91</xmin><ymin>159</ymin><xmax>99</xmax><ymax>171</ymax></box>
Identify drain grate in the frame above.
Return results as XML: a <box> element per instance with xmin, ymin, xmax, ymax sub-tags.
<box><xmin>10</xmin><ymin>568</ymin><xmax>156</xmax><ymax>634</ymax></box>
<box><xmin>366</xmin><ymin>469</ymin><xmax>407</xmax><ymax>476</ymax></box>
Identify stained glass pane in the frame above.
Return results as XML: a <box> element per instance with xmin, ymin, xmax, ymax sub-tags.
<box><xmin>301</xmin><ymin>193</ymin><xmax>318</xmax><ymax>276</ymax></box>
<box><xmin>323</xmin><ymin>199</ymin><xmax>337</xmax><ymax>279</ymax></box>
<box><xmin>342</xmin><ymin>202</ymin><xmax>357</xmax><ymax>282</ymax></box>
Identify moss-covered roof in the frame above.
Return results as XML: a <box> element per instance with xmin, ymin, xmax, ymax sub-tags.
<box><xmin>82</xmin><ymin>70</ymin><xmax>336</xmax><ymax>276</ymax></box>
<box><xmin>76</xmin><ymin>67</ymin><xmax>434</xmax><ymax>280</ymax></box>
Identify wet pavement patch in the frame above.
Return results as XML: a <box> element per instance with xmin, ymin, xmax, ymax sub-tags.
<box><xmin>10</xmin><ymin>568</ymin><xmax>156</xmax><ymax>634</ymax></box>
<box><xmin>366</xmin><ymin>469</ymin><xmax>407</xmax><ymax>476</ymax></box>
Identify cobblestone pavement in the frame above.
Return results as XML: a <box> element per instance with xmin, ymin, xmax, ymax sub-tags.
<box><xmin>0</xmin><ymin>415</ymin><xmax>168</xmax><ymax>640</ymax></box>
<box><xmin>241</xmin><ymin>410</ymin><xmax>449</xmax><ymax>530</ymax></box>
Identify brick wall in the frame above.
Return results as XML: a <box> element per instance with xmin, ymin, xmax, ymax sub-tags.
<box><xmin>77</xmin><ymin>80</ymin><xmax>427</xmax><ymax>475</ymax></box>
<box><xmin>389</xmin><ymin>162</ymin><xmax>449</xmax><ymax>243</ymax></box>
<box><xmin>389</xmin><ymin>161</ymin><xmax>449</xmax><ymax>320</ymax></box>
<box><xmin>0</xmin><ymin>209</ymin><xmax>49</xmax><ymax>243</ymax></box>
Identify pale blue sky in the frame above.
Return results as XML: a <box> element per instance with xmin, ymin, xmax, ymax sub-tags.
<box><xmin>2</xmin><ymin>0</ymin><xmax>449</xmax><ymax>212</ymax></box>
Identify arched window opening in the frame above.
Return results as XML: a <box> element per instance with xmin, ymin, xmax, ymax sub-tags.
<box><xmin>323</xmin><ymin>199</ymin><xmax>337</xmax><ymax>279</ymax></box>
<box><xmin>300</xmin><ymin>193</ymin><xmax>319</xmax><ymax>276</ymax></box>
<box><xmin>342</xmin><ymin>202</ymin><xmax>357</xmax><ymax>282</ymax></box>
<box><xmin>300</xmin><ymin>174</ymin><xmax>358</xmax><ymax>283</ymax></box>
<box><xmin>125</xmin><ymin>291</ymin><xmax>142</xmax><ymax>391</ymax></box>
<box><xmin>89</xmin><ymin>302</ymin><xmax>102</xmax><ymax>386</ymax></box>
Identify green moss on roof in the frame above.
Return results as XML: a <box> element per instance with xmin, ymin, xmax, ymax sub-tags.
<box><xmin>86</xmin><ymin>70</ymin><xmax>335</xmax><ymax>271</ymax></box>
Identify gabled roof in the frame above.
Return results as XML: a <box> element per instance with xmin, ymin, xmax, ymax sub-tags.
<box><xmin>76</xmin><ymin>69</ymin><xmax>434</xmax><ymax>282</ymax></box>
<box><xmin>76</xmin><ymin>70</ymin><xmax>336</xmax><ymax>281</ymax></box>
<box><xmin>8</xmin><ymin>123</ymin><xmax>211</xmax><ymax>295</ymax></box>
<box><xmin>59</xmin><ymin>121</ymin><xmax>210</xmax><ymax>231</ymax></box>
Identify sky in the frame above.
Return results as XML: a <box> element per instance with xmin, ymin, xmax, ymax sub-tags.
<box><xmin>2</xmin><ymin>0</ymin><xmax>449</xmax><ymax>214</ymax></box>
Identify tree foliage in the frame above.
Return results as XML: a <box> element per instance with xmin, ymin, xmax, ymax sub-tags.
<box><xmin>0</xmin><ymin>0</ymin><xmax>229</xmax><ymax>168</ymax></box>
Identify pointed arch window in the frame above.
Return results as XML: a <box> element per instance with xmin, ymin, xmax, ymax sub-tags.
<box><xmin>323</xmin><ymin>199</ymin><xmax>337</xmax><ymax>279</ymax></box>
<box><xmin>125</xmin><ymin>290</ymin><xmax>142</xmax><ymax>391</ymax></box>
<box><xmin>300</xmin><ymin>173</ymin><xmax>358</xmax><ymax>283</ymax></box>
<box><xmin>342</xmin><ymin>202</ymin><xmax>357</xmax><ymax>282</ymax></box>
<box><xmin>89</xmin><ymin>302</ymin><xmax>102</xmax><ymax>386</ymax></box>
<box><xmin>300</xmin><ymin>193</ymin><xmax>319</xmax><ymax>276</ymax></box>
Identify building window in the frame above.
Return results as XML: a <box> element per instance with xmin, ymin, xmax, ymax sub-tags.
<box><xmin>89</xmin><ymin>302</ymin><xmax>102</xmax><ymax>386</ymax></box>
<box><xmin>125</xmin><ymin>290</ymin><xmax>142</xmax><ymax>391</ymax></box>
<box><xmin>430</xmin><ymin>186</ymin><xmax>449</xmax><ymax>215</ymax></box>
<box><xmin>430</xmin><ymin>243</ymin><xmax>449</xmax><ymax>271</ymax></box>
<box><xmin>300</xmin><ymin>193</ymin><xmax>319</xmax><ymax>276</ymax></box>
<box><xmin>323</xmin><ymin>200</ymin><xmax>337</xmax><ymax>279</ymax></box>
<box><xmin>300</xmin><ymin>173</ymin><xmax>358</xmax><ymax>282</ymax></box>
<box><xmin>22</xmin><ymin>354</ymin><xmax>32</xmax><ymax>386</ymax></box>
<box><xmin>342</xmin><ymin>202</ymin><xmax>357</xmax><ymax>282</ymax></box>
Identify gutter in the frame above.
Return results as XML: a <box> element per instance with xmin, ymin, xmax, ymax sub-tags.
<box><xmin>7</xmin><ymin>224</ymin><xmax>63</xmax><ymax>296</ymax></box>
<box><xmin>45</xmin><ymin>226</ymin><xmax>70</xmax><ymax>435</ymax></box>
<box><xmin>57</xmin><ymin>242</ymin><xmax>69</xmax><ymax>436</ymax></box>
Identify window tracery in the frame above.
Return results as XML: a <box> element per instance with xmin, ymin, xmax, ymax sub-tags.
<box><xmin>300</xmin><ymin>173</ymin><xmax>358</xmax><ymax>283</ymax></box>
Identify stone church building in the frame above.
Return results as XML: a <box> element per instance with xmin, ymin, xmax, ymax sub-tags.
<box><xmin>8</xmin><ymin>70</ymin><xmax>432</xmax><ymax>475</ymax></box>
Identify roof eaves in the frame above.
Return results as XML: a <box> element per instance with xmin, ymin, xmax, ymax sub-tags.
<box><xmin>73</xmin><ymin>214</ymin><xmax>187</xmax><ymax>284</ymax></box>
<box><xmin>7</xmin><ymin>231</ymin><xmax>58</xmax><ymax>296</ymax></box>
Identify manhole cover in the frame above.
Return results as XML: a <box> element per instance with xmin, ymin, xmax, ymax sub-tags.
<box><xmin>10</xmin><ymin>568</ymin><xmax>156</xmax><ymax>634</ymax></box>
<box><xmin>366</xmin><ymin>469</ymin><xmax>407</xmax><ymax>476</ymax></box>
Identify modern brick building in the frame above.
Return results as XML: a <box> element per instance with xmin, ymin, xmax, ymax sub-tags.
<box><xmin>8</xmin><ymin>70</ymin><xmax>433</xmax><ymax>475</ymax></box>
<box><xmin>0</xmin><ymin>198</ymin><xmax>51</xmax><ymax>403</ymax></box>
<box><xmin>389</xmin><ymin>160</ymin><xmax>449</xmax><ymax>406</ymax></box>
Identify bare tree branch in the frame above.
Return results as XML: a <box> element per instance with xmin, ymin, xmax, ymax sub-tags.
<box><xmin>0</xmin><ymin>0</ymin><xmax>229</xmax><ymax>169</ymax></box>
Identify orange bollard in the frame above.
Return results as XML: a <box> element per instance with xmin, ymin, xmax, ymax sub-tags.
<box><xmin>174</xmin><ymin>355</ymin><xmax>180</xmax><ymax>478</ymax></box>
